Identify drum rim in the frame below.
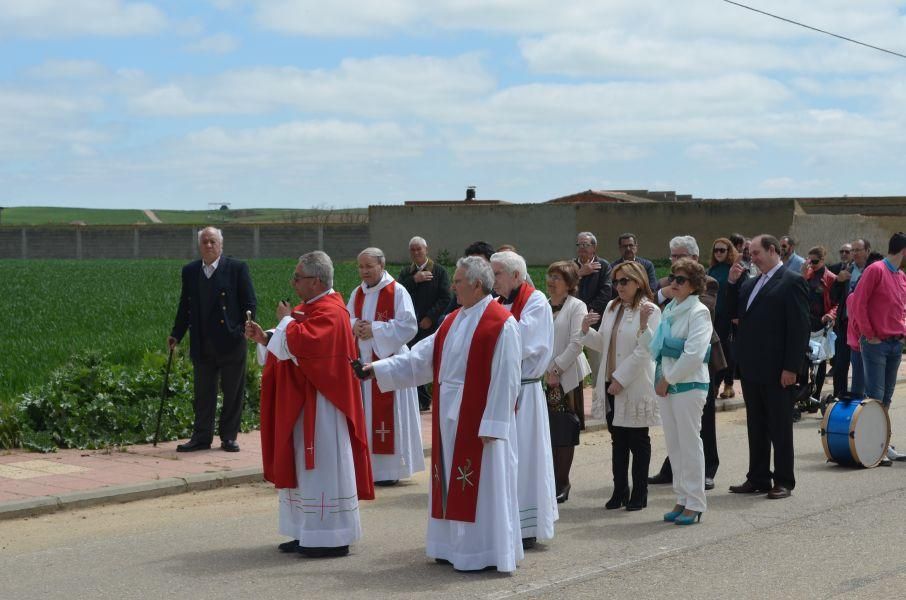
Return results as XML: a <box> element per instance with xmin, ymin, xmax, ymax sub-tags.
<box><xmin>820</xmin><ymin>400</ymin><xmax>833</xmax><ymax>462</ymax></box>
<box><xmin>848</xmin><ymin>399</ymin><xmax>891</xmax><ymax>468</ymax></box>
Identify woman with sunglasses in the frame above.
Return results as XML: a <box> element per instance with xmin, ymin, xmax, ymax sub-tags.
<box><xmin>582</xmin><ymin>261</ymin><xmax>660</xmax><ymax>511</ymax></box>
<box><xmin>651</xmin><ymin>258</ymin><xmax>713</xmax><ymax>525</ymax></box>
<box><xmin>708</xmin><ymin>238</ymin><xmax>742</xmax><ymax>400</ymax></box>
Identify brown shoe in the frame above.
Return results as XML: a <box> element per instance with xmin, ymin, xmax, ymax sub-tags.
<box><xmin>728</xmin><ymin>481</ymin><xmax>769</xmax><ymax>494</ymax></box>
<box><xmin>767</xmin><ymin>485</ymin><xmax>792</xmax><ymax>499</ymax></box>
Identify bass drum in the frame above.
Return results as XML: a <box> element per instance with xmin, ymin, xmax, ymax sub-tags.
<box><xmin>820</xmin><ymin>399</ymin><xmax>890</xmax><ymax>468</ymax></box>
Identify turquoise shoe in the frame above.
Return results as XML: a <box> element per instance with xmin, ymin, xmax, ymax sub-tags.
<box><xmin>663</xmin><ymin>506</ymin><xmax>685</xmax><ymax>522</ymax></box>
<box><xmin>675</xmin><ymin>511</ymin><xmax>702</xmax><ymax>526</ymax></box>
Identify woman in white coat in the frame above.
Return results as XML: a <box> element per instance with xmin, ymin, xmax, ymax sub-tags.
<box><xmin>544</xmin><ymin>261</ymin><xmax>591</xmax><ymax>504</ymax></box>
<box><xmin>650</xmin><ymin>258</ymin><xmax>713</xmax><ymax>526</ymax></box>
<box><xmin>583</xmin><ymin>261</ymin><xmax>661</xmax><ymax>511</ymax></box>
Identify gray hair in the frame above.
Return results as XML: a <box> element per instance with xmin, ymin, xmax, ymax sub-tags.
<box><xmin>456</xmin><ymin>255</ymin><xmax>494</xmax><ymax>294</ymax></box>
<box><xmin>577</xmin><ymin>231</ymin><xmax>597</xmax><ymax>246</ymax></box>
<box><xmin>409</xmin><ymin>236</ymin><xmax>427</xmax><ymax>248</ymax></box>
<box><xmin>669</xmin><ymin>235</ymin><xmax>700</xmax><ymax>258</ymax></box>
<box><xmin>490</xmin><ymin>250</ymin><xmax>528</xmax><ymax>282</ymax></box>
<box><xmin>298</xmin><ymin>251</ymin><xmax>334</xmax><ymax>288</ymax></box>
<box><xmin>357</xmin><ymin>247</ymin><xmax>386</xmax><ymax>266</ymax></box>
<box><xmin>197</xmin><ymin>226</ymin><xmax>223</xmax><ymax>244</ymax></box>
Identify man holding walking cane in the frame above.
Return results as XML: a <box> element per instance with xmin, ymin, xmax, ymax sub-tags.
<box><xmin>167</xmin><ymin>226</ymin><xmax>257</xmax><ymax>453</ymax></box>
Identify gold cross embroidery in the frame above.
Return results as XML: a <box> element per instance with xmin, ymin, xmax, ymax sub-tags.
<box><xmin>456</xmin><ymin>458</ymin><xmax>474</xmax><ymax>491</ymax></box>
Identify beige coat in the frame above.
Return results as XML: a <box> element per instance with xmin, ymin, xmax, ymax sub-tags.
<box><xmin>584</xmin><ymin>298</ymin><xmax>661</xmax><ymax>428</ymax></box>
<box><xmin>547</xmin><ymin>294</ymin><xmax>591</xmax><ymax>394</ymax></box>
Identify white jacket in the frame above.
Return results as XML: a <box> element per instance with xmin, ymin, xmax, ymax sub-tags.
<box><xmin>659</xmin><ymin>295</ymin><xmax>712</xmax><ymax>386</ymax></box>
<box><xmin>584</xmin><ymin>298</ymin><xmax>661</xmax><ymax>428</ymax></box>
<box><xmin>547</xmin><ymin>294</ymin><xmax>591</xmax><ymax>394</ymax></box>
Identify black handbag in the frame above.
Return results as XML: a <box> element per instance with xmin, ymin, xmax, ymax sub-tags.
<box><xmin>546</xmin><ymin>384</ymin><xmax>580</xmax><ymax>446</ymax></box>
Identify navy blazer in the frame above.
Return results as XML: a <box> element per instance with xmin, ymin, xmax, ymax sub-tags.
<box><xmin>727</xmin><ymin>265</ymin><xmax>810</xmax><ymax>385</ymax></box>
<box><xmin>170</xmin><ymin>256</ymin><xmax>257</xmax><ymax>362</ymax></box>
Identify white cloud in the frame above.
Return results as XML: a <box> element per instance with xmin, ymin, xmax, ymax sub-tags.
<box><xmin>184</xmin><ymin>33</ymin><xmax>240</xmax><ymax>54</ymax></box>
<box><xmin>128</xmin><ymin>54</ymin><xmax>495</xmax><ymax>118</ymax></box>
<box><xmin>26</xmin><ymin>59</ymin><xmax>110</xmax><ymax>80</ymax></box>
<box><xmin>0</xmin><ymin>0</ymin><xmax>167</xmax><ymax>38</ymax></box>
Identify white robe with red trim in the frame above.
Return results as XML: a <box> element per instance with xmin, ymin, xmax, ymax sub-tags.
<box><xmin>502</xmin><ymin>288</ymin><xmax>558</xmax><ymax>541</ymax></box>
<box><xmin>372</xmin><ymin>295</ymin><xmax>524</xmax><ymax>572</ymax></box>
<box><xmin>348</xmin><ymin>271</ymin><xmax>425</xmax><ymax>481</ymax></box>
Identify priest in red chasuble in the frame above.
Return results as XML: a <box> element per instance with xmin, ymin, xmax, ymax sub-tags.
<box><xmin>246</xmin><ymin>251</ymin><xmax>374</xmax><ymax>559</ymax></box>
<box><xmin>347</xmin><ymin>247</ymin><xmax>424</xmax><ymax>486</ymax></box>
<box><xmin>364</xmin><ymin>256</ymin><xmax>524</xmax><ymax>573</ymax></box>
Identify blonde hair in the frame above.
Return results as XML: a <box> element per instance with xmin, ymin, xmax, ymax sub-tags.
<box><xmin>610</xmin><ymin>261</ymin><xmax>654</xmax><ymax>310</ymax></box>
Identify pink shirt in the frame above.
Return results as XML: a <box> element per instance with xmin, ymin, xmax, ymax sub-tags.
<box><xmin>849</xmin><ymin>259</ymin><xmax>906</xmax><ymax>341</ymax></box>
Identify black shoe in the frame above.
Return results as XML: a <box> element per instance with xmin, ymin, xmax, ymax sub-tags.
<box><xmin>298</xmin><ymin>545</ymin><xmax>349</xmax><ymax>558</ymax></box>
<box><xmin>647</xmin><ymin>472</ymin><xmax>672</xmax><ymax>485</ymax></box>
<box><xmin>879</xmin><ymin>457</ymin><xmax>893</xmax><ymax>467</ymax></box>
<box><xmin>556</xmin><ymin>483</ymin><xmax>571</xmax><ymax>504</ymax></box>
<box><xmin>176</xmin><ymin>439</ymin><xmax>211</xmax><ymax>452</ymax></box>
<box><xmin>374</xmin><ymin>480</ymin><xmax>399</xmax><ymax>486</ymax></box>
<box><xmin>704</xmin><ymin>477</ymin><xmax>715</xmax><ymax>491</ymax></box>
<box><xmin>605</xmin><ymin>489</ymin><xmax>629</xmax><ymax>509</ymax></box>
<box><xmin>454</xmin><ymin>565</ymin><xmax>497</xmax><ymax>573</ymax></box>
<box><xmin>220</xmin><ymin>439</ymin><xmax>240</xmax><ymax>452</ymax></box>
<box><xmin>278</xmin><ymin>539</ymin><xmax>300</xmax><ymax>553</ymax></box>
<box><xmin>434</xmin><ymin>558</ymin><xmax>452</xmax><ymax>565</ymax></box>
<box><xmin>728</xmin><ymin>480</ymin><xmax>770</xmax><ymax>494</ymax></box>
<box><xmin>419</xmin><ymin>399</ymin><xmax>431</xmax><ymax>412</ymax></box>
<box><xmin>626</xmin><ymin>488</ymin><xmax>647</xmax><ymax>511</ymax></box>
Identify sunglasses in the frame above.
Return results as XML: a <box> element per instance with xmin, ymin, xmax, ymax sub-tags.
<box><xmin>810</xmin><ymin>258</ymin><xmax>820</xmax><ymax>265</ymax></box>
<box><xmin>667</xmin><ymin>274</ymin><xmax>690</xmax><ymax>285</ymax></box>
<box><xmin>614</xmin><ymin>277</ymin><xmax>633</xmax><ymax>287</ymax></box>
<box><xmin>713</xmin><ymin>247</ymin><xmax>728</xmax><ymax>254</ymax></box>
<box><xmin>839</xmin><ymin>250</ymin><xmax>851</xmax><ymax>254</ymax></box>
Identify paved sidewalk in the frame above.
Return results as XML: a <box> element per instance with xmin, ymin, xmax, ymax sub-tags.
<box><xmin>0</xmin><ymin>358</ymin><xmax>895</xmax><ymax>520</ymax></box>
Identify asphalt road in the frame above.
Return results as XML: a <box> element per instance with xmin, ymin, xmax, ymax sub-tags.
<box><xmin>3</xmin><ymin>390</ymin><xmax>906</xmax><ymax>600</ymax></box>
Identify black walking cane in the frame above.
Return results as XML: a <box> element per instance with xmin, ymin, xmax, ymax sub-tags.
<box><xmin>153</xmin><ymin>348</ymin><xmax>174</xmax><ymax>447</ymax></box>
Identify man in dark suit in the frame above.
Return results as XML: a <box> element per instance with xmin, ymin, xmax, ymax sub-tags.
<box><xmin>610</xmin><ymin>232</ymin><xmax>658</xmax><ymax>292</ymax></box>
<box><xmin>168</xmin><ymin>227</ymin><xmax>257</xmax><ymax>452</ymax></box>
<box><xmin>397</xmin><ymin>235</ymin><xmax>452</xmax><ymax>410</ymax></box>
<box><xmin>574</xmin><ymin>231</ymin><xmax>612</xmax><ymax>428</ymax></box>
<box><xmin>647</xmin><ymin>235</ymin><xmax>729</xmax><ymax>490</ymax></box>
<box><xmin>726</xmin><ymin>234</ymin><xmax>809</xmax><ymax>499</ymax></box>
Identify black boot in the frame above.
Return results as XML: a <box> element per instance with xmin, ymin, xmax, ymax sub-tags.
<box><xmin>627</xmin><ymin>429</ymin><xmax>651</xmax><ymax>511</ymax></box>
<box><xmin>606</xmin><ymin>428</ymin><xmax>630</xmax><ymax>509</ymax></box>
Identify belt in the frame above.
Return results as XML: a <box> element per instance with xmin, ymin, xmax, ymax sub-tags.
<box><xmin>521</xmin><ymin>377</ymin><xmax>541</xmax><ymax>385</ymax></box>
<box><xmin>667</xmin><ymin>382</ymin><xmax>710</xmax><ymax>395</ymax></box>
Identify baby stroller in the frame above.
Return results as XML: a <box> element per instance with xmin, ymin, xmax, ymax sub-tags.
<box><xmin>793</xmin><ymin>324</ymin><xmax>836</xmax><ymax>421</ymax></box>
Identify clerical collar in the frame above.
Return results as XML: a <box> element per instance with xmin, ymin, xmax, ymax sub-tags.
<box><xmin>505</xmin><ymin>284</ymin><xmax>522</xmax><ymax>305</ymax></box>
<box><xmin>364</xmin><ymin>271</ymin><xmax>388</xmax><ymax>290</ymax></box>
<box><xmin>306</xmin><ymin>288</ymin><xmax>334</xmax><ymax>304</ymax></box>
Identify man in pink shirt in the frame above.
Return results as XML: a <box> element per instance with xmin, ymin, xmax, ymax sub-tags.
<box><xmin>849</xmin><ymin>232</ymin><xmax>906</xmax><ymax>464</ymax></box>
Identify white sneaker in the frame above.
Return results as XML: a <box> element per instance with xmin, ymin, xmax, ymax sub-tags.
<box><xmin>887</xmin><ymin>445</ymin><xmax>906</xmax><ymax>461</ymax></box>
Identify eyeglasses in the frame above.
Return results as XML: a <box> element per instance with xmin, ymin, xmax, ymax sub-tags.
<box><xmin>614</xmin><ymin>277</ymin><xmax>633</xmax><ymax>287</ymax></box>
<box><xmin>292</xmin><ymin>274</ymin><xmax>317</xmax><ymax>282</ymax></box>
<box><xmin>713</xmin><ymin>247</ymin><xmax>728</xmax><ymax>254</ymax></box>
<box><xmin>839</xmin><ymin>249</ymin><xmax>851</xmax><ymax>254</ymax></box>
<box><xmin>669</xmin><ymin>253</ymin><xmax>690</xmax><ymax>260</ymax></box>
<box><xmin>576</xmin><ymin>242</ymin><xmax>593</xmax><ymax>248</ymax></box>
<box><xmin>545</xmin><ymin>274</ymin><xmax>563</xmax><ymax>282</ymax></box>
<box><xmin>667</xmin><ymin>274</ymin><xmax>690</xmax><ymax>285</ymax></box>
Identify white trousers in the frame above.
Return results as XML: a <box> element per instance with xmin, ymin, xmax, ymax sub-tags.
<box><xmin>658</xmin><ymin>389</ymin><xmax>707</xmax><ymax>513</ymax></box>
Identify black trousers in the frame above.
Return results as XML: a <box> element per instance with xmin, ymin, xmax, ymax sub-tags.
<box><xmin>740</xmin><ymin>378</ymin><xmax>795</xmax><ymax>490</ymax></box>
<box><xmin>605</xmin><ymin>397</ymin><xmax>650</xmax><ymax>492</ymax></box>
<box><xmin>192</xmin><ymin>338</ymin><xmax>247</xmax><ymax>443</ymax></box>
<box><xmin>654</xmin><ymin>374</ymin><xmax>720</xmax><ymax>479</ymax></box>
<box><xmin>716</xmin><ymin>317</ymin><xmax>737</xmax><ymax>387</ymax></box>
<box><xmin>832</xmin><ymin>322</ymin><xmax>851</xmax><ymax>398</ymax></box>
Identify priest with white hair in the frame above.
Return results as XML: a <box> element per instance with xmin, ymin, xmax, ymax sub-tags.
<box><xmin>348</xmin><ymin>247</ymin><xmax>424</xmax><ymax>486</ymax></box>
<box><xmin>362</xmin><ymin>256</ymin><xmax>524</xmax><ymax>573</ymax></box>
<box><xmin>490</xmin><ymin>250</ymin><xmax>557</xmax><ymax>549</ymax></box>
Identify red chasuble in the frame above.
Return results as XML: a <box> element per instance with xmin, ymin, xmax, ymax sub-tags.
<box><xmin>500</xmin><ymin>283</ymin><xmax>535</xmax><ymax>322</ymax></box>
<box><xmin>353</xmin><ymin>281</ymin><xmax>397</xmax><ymax>454</ymax></box>
<box><xmin>259</xmin><ymin>292</ymin><xmax>375</xmax><ymax>501</ymax></box>
<box><xmin>430</xmin><ymin>300</ymin><xmax>510</xmax><ymax>523</ymax></box>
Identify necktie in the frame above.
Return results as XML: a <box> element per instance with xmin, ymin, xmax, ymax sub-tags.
<box><xmin>746</xmin><ymin>273</ymin><xmax>768</xmax><ymax>310</ymax></box>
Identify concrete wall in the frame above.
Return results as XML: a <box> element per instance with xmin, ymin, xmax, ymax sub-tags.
<box><xmin>0</xmin><ymin>224</ymin><xmax>369</xmax><ymax>261</ymax></box>
<box><xmin>575</xmin><ymin>199</ymin><xmax>797</xmax><ymax>261</ymax></box>
<box><xmin>790</xmin><ymin>214</ymin><xmax>906</xmax><ymax>256</ymax></box>
<box><xmin>369</xmin><ymin>204</ymin><xmax>577</xmax><ymax>265</ymax></box>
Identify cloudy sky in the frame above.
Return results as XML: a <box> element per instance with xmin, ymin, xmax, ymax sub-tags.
<box><xmin>2</xmin><ymin>0</ymin><xmax>905</xmax><ymax>209</ymax></box>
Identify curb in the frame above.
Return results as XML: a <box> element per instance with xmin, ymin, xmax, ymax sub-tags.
<box><xmin>0</xmin><ymin>466</ymin><xmax>264</xmax><ymax>522</ymax></box>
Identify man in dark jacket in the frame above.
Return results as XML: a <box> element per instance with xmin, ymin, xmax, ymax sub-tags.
<box><xmin>397</xmin><ymin>236</ymin><xmax>452</xmax><ymax>410</ymax></box>
<box><xmin>726</xmin><ymin>234</ymin><xmax>809</xmax><ymax>499</ymax></box>
<box><xmin>168</xmin><ymin>227</ymin><xmax>257</xmax><ymax>452</ymax></box>
<box><xmin>610</xmin><ymin>232</ymin><xmax>658</xmax><ymax>292</ymax></box>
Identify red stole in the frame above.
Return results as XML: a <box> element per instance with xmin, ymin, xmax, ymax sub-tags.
<box><xmin>430</xmin><ymin>300</ymin><xmax>510</xmax><ymax>523</ymax></box>
<box><xmin>353</xmin><ymin>281</ymin><xmax>397</xmax><ymax>454</ymax></box>
<box><xmin>501</xmin><ymin>284</ymin><xmax>535</xmax><ymax>321</ymax></box>
<box><xmin>259</xmin><ymin>292</ymin><xmax>374</xmax><ymax>501</ymax></box>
